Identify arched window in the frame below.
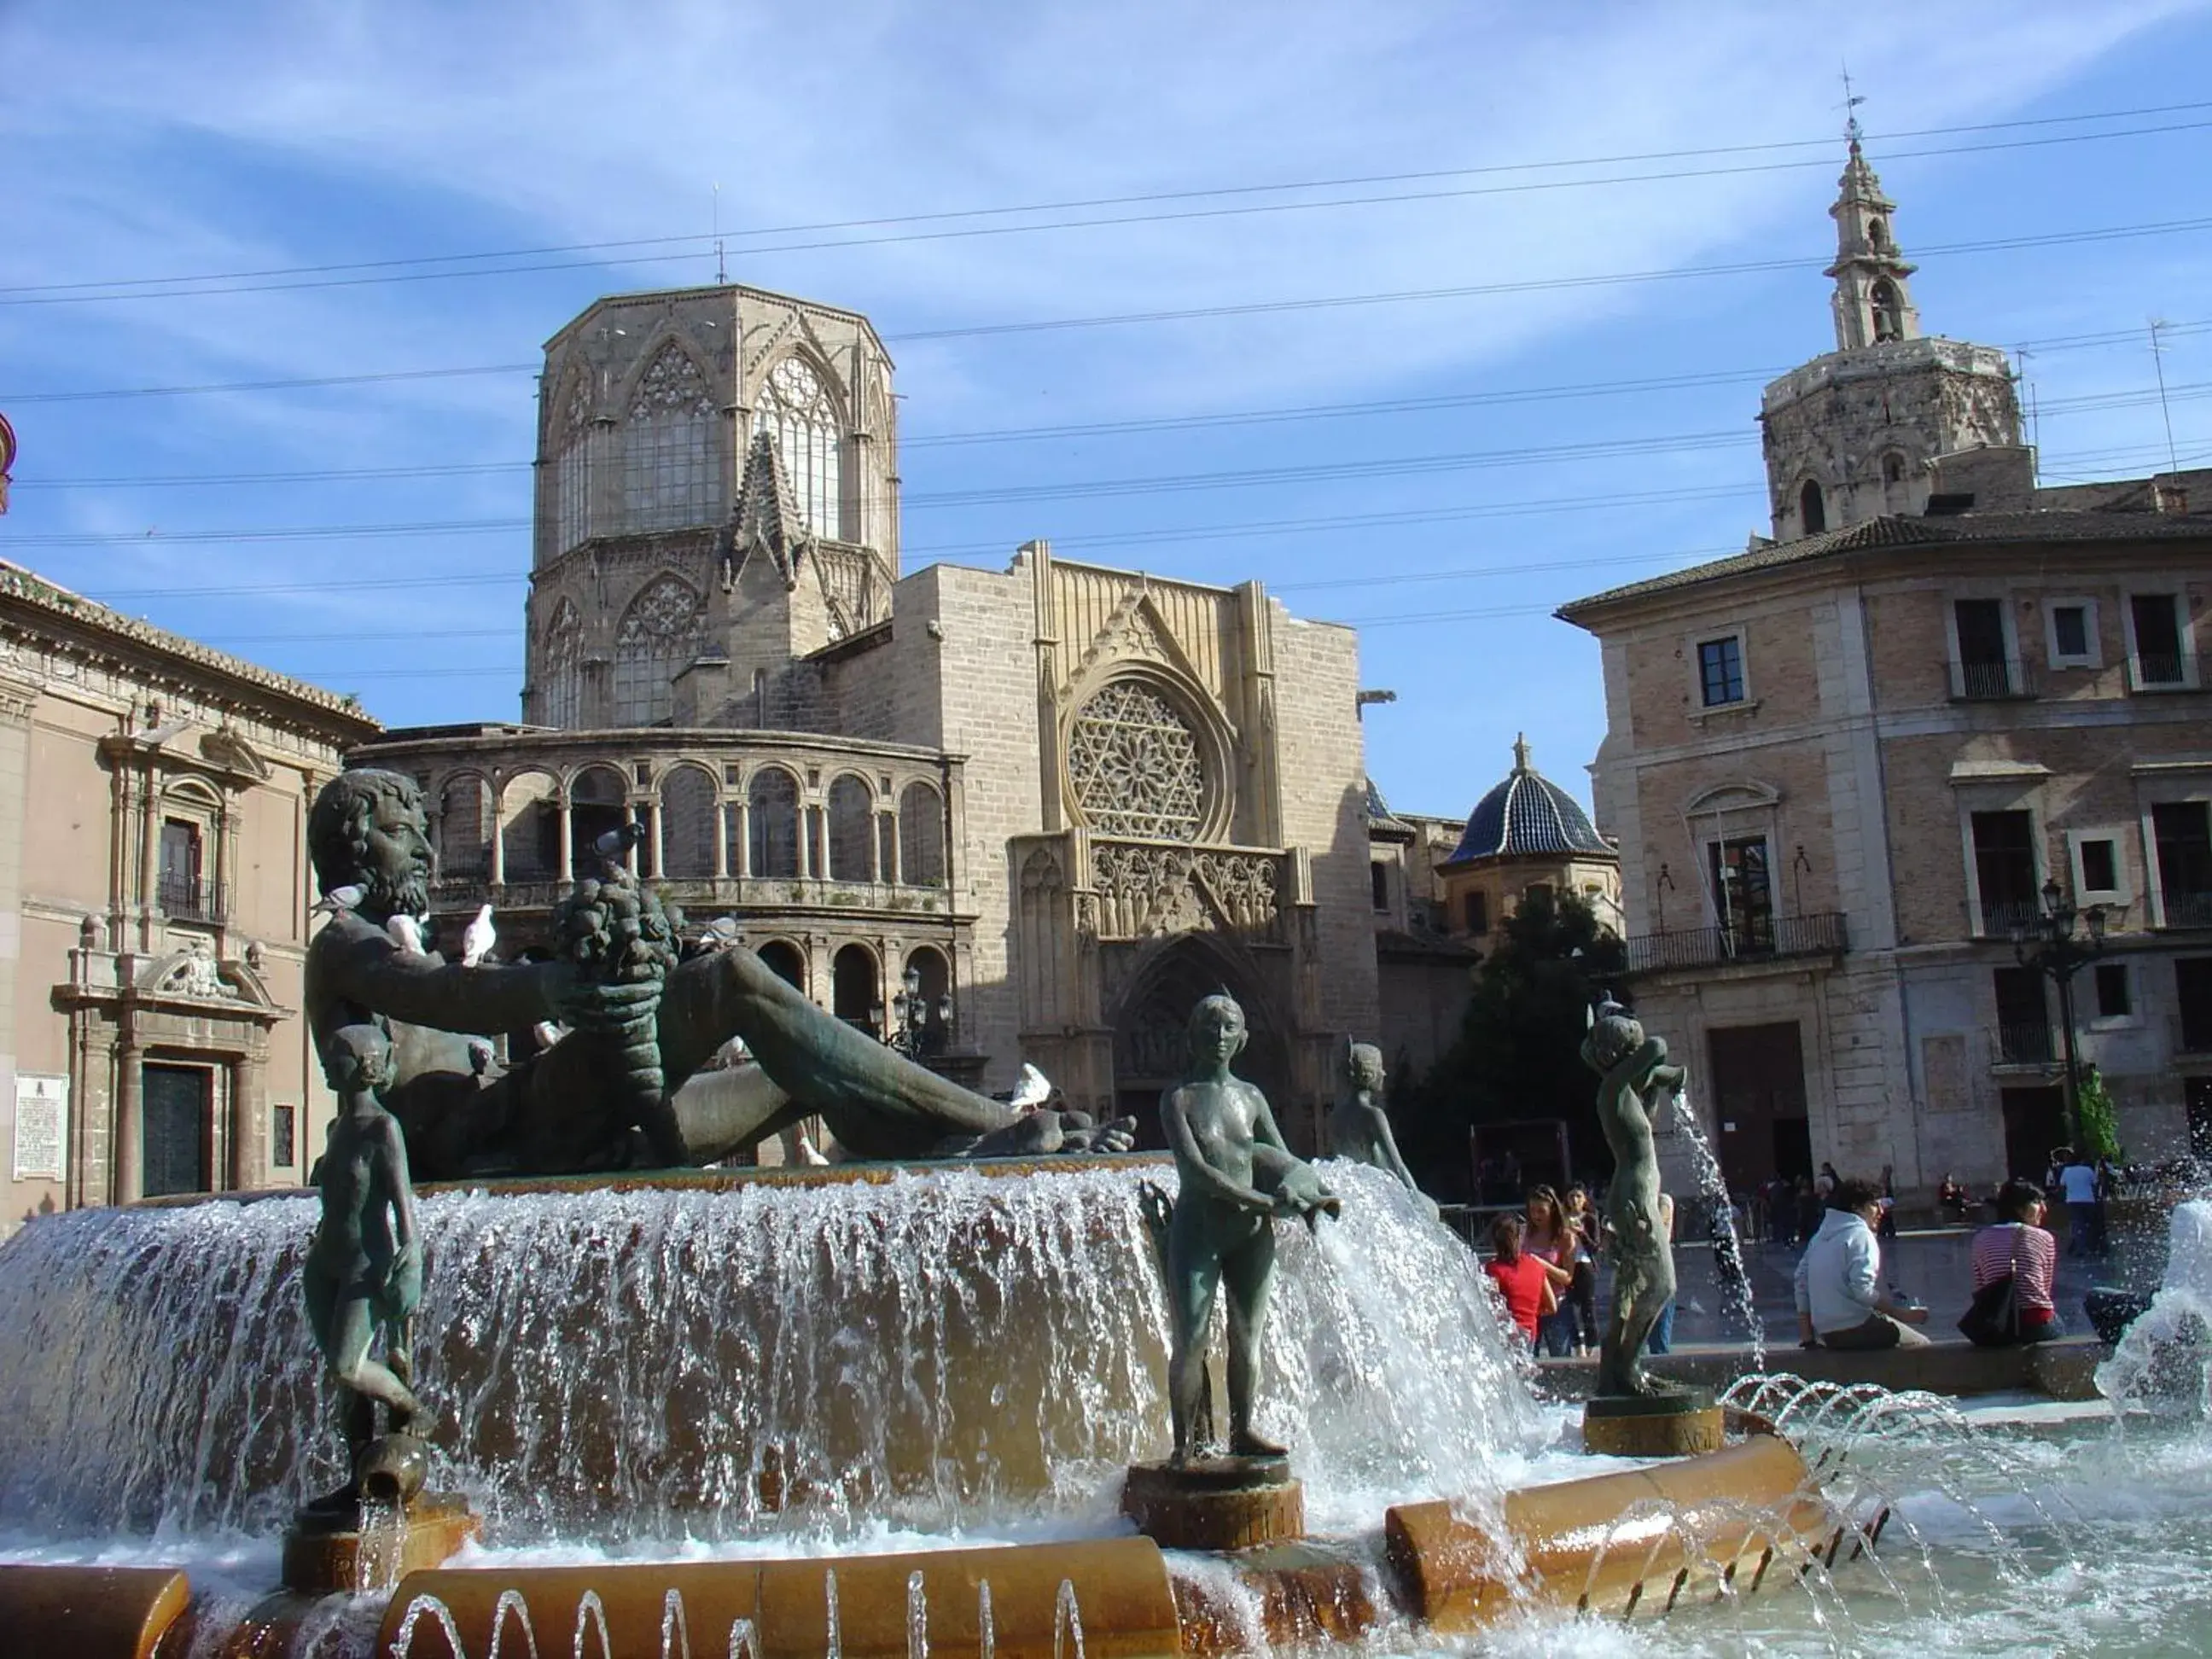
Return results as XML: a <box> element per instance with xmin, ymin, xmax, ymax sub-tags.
<box><xmin>660</xmin><ymin>765</ymin><xmax>719</xmax><ymax>878</ymax></box>
<box><xmin>826</xmin><ymin>774</ymin><xmax>875</xmax><ymax>882</ymax></box>
<box><xmin>898</xmin><ymin>781</ymin><xmax>946</xmax><ymax>886</ymax></box>
<box><xmin>1870</xmin><ymin>279</ymin><xmax>1903</xmax><ymax>344</ymax></box>
<box><xmin>1883</xmin><ymin>452</ymin><xmax>1905</xmax><ymax>484</ymax></box>
<box><xmin>832</xmin><ymin>944</ymin><xmax>880</xmax><ymax>1031</ymax></box>
<box><xmin>552</xmin><ymin>374</ymin><xmax>593</xmax><ymax>554</ymax></box>
<box><xmin>437</xmin><ymin>774</ymin><xmax>492</xmax><ymax>880</ymax></box>
<box><xmin>569</xmin><ymin>765</ymin><xmax>628</xmax><ymax>874</ymax></box>
<box><xmin>748</xmin><ymin>767</ymin><xmax>801</xmax><ymax>878</ymax></box>
<box><xmin>754</xmin><ymin>356</ymin><xmax>841</xmax><ymax>538</ymax></box>
<box><xmin>620</xmin><ymin>343</ymin><xmax>721</xmax><ymax>533</ymax></box>
<box><xmin>905</xmin><ymin>946</ymin><xmax>952</xmax><ymax>1054</ymax></box>
<box><xmin>1867</xmin><ymin>216</ymin><xmax>1889</xmax><ymax>251</ymax></box>
<box><xmin>1798</xmin><ymin>480</ymin><xmax>1827</xmax><ymax>535</ymax></box>
<box><xmin>541</xmin><ymin>598</ymin><xmax>583</xmax><ymax>729</ymax></box>
<box><xmin>1066</xmin><ymin>679</ymin><xmax>1208</xmax><ymax>841</ymax></box>
<box><xmin>499</xmin><ymin>771</ymin><xmax>561</xmax><ymax>881</ymax></box>
<box><xmin>613</xmin><ymin>575</ymin><xmax>703</xmax><ymax>727</ymax></box>
<box><xmin>757</xmin><ymin>939</ymin><xmax>806</xmax><ymax>992</ymax></box>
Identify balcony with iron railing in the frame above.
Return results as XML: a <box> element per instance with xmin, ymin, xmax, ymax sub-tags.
<box><xmin>1995</xmin><ymin>1021</ymin><xmax>2057</xmax><ymax>1067</ymax></box>
<box><xmin>2128</xmin><ymin>651</ymin><xmax>2209</xmax><ymax>694</ymax></box>
<box><xmin>1950</xmin><ymin>658</ymin><xmax>2037</xmax><ymax>701</ymax></box>
<box><xmin>156</xmin><ymin>871</ymin><xmax>220</xmax><ymax>923</ymax></box>
<box><xmin>1976</xmin><ymin>895</ymin><xmax>2047</xmax><ymax>940</ymax></box>
<box><xmin>2157</xmin><ymin>889</ymin><xmax>2212</xmax><ymax>930</ymax></box>
<box><xmin>2174</xmin><ymin>1013</ymin><xmax>2212</xmax><ymax>1058</ymax></box>
<box><xmin>1623</xmin><ymin>911</ymin><xmax>1847</xmax><ymax>975</ymax></box>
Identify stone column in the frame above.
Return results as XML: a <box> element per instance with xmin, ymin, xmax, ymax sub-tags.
<box><xmin>799</xmin><ymin>806</ymin><xmax>818</xmax><ymax>880</ymax></box>
<box><xmin>622</xmin><ymin>803</ymin><xmax>640</xmax><ymax>878</ymax></box>
<box><xmin>488</xmin><ymin>783</ymin><xmax>506</xmax><ymax>886</ymax></box>
<box><xmin>713</xmin><ymin>800</ymin><xmax>731</xmax><ymax>879</ymax></box>
<box><xmin>556</xmin><ymin>800</ymin><xmax>573</xmax><ymax>882</ymax></box>
<box><xmin>731</xmin><ymin>800</ymin><xmax>751</xmax><ymax>878</ymax></box>
<box><xmin>648</xmin><ymin>798</ymin><xmax>666</xmax><ymax>880</ymax></box>
<box><xmin>114</xmin><ymin>1041</ymin><xmax>143</xmax><ymax>1204</ymax></box>
<box><xmin>230</xmin><ymin>1050</ymin><xmax>269</xmax><ymax>1191</ymax></box>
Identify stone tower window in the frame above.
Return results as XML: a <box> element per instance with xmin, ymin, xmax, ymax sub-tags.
<box><xmin>621</xmin><ymin>343</ymin><xmax>721</xmax><ymax>533</ymax></box>
<box><xmin>1868</xmin><ymin>217</ymin><xmax>1889</xmax><ymax>250</ymax></box>
<box><xmin>1798</xmin><ymin>480</ymin><xmax>1827</xmax><ymax>535</ymax></box>
<box><xmin>613</xmin><ymin>575</ymin><xmax>704</xmax><ymax>726</ymax></box>
<box><xmin>754</xmin><ymin>356</ymin><xmax>841</xmax><ymax>538</ymax></box>
<box><xmin>541</xmin><ymin>598</ymin><xmax>583</xmax><ymax>728</ymax></box>
<box><xmin>1871</xmin><ymin>279</ymin><xmax>1903</xmax><ymax>343</ymax></box>
<box><xmin>552</xmin><ymin>375</ymin><xmax>592</xmax><ymax>554</ymax></box>
<box><xmin>1067</xmin><ymin>679</ymin><xmax>1208</xmax><ymax>842</ymax></box>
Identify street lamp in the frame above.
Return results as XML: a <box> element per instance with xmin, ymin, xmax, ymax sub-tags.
<box><xmin>2011</xmin><ymin>876</ymin><xmax>2107</xmax><ymax>1147</ymax></box>
<box><xmin>883</xmin><ymin>963</ymin><xmax>951</xmax><ymax>1059</ymax></box>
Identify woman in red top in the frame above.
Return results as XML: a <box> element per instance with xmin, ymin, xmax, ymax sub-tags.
<box><xmin>1967</xmin><ymin>1178</ymin><xmax>2061</xmax><ymax>1343</ymax></box>
<box><xmin>1484</xmin><ymin>1213</ymin><xmax>1557</xmax><ymax>1346</ymax></box>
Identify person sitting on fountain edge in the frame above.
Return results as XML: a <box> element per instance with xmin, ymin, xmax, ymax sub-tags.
<box><xmin>1795</xmin><ymin>1175</ymin><xmax>1930</xmax><ymax>1350</ymax></box>
<box><xmin>1161</xmin><ymin>992</ymin><xmax>1338</xmax><ymax>1464</ymax></box>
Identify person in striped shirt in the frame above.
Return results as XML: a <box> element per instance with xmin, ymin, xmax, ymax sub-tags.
<box><xmin>1968</xmin><ymin>1178</ymin><xmax>2061</xmax><ymax>1344</ymax></box>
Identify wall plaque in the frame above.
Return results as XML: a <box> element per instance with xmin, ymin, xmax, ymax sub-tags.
<box><xmin>13</xmin><ymin>1073</ymin><xmax>67</xmax><ymax>1181</ymax></box>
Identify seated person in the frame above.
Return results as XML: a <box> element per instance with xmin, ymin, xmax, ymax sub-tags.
<box><xmin>1937</xmin><ymin>1172</ymin><xmax>1969</xmax><ymax>1224</ymax></box>
<box><xmin>1483</xmin><ymin>1213</ymin><xmax>1557</xmax><ymax>1348</ymax></box>
<box><xmin>1795</xmin><ymin>1176</ymin><xmax>1931</xmax><ymax>1350</ymax></box>
<box><xmin>1965</xmin><ymin>1177</ymin><xmax>2061</xmax><ymax>1345</ymax></box>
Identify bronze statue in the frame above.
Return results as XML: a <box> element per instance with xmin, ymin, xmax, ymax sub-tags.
<box><xmin>304</xmin><ymin>770</ymin><xmax>1131</xmax><ymax>1179</ymax></box>
<box><xmin>1324</xmin><ymin>1040</ymin><xmax>1438</xmax><ymax>1219</ymax></box>
<box><xmin>1161</xmin><ymin>992</ymin><xmax>1338</xmax><ymax>1464</ymax></box>
<box><xmin>1580</xmin><ymin>995</ymin><xmax>1685</xmax><ymax>1398</ymax></box>
<box><xmin>303</xmin><ymin>1024</ymin><xmax>423</xmax><ymax>1495</ymax></box>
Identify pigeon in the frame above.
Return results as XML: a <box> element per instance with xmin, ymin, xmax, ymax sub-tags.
<box><xmin>386</xmin><ymin>913</ymin><xmax>429</xmax><ymax>955</ymax></box>
<box><xmin>794</xmin><ymin>1132</ymin><xmax>831</xmax><ymax>1167</ymax></box>
<box><xmin>311</xmin><ymin>884</ymin><xmax>365</xmax><ymax>918</ymax></box>
<box><xmin>591</xmin><ymin>822</ymin><xmax>649</xmax><ymax>876</ymax></box>
<box><xmin>1007</xmin><ymin>1063</ymin><xmax>1054</xmax><ymax>1115</ymax></box>
<box><xmin>461</xmin><ymin>903</ymin><xmax>497</xmax><ymax>967</ymax></box>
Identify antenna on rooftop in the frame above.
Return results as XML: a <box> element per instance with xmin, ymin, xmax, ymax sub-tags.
<box><xmin>713</xmin><ymin>183</ymin><xmax>727</xmax><ymax>286</ymax></box>
<box><xmin>2151</xmin><ymin>317</ymin><xmax>2181</xmax><ymax>478</ymax></box>
<box><xmin>1838</xmin><ymin>64</ymin><xmax>1866</xmax><ymax>149</ymax></box>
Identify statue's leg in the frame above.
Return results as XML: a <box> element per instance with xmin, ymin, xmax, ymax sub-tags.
<box><xmin>656</xmin><ymin>946</ymin><xmax>1014</xmax><ymax>1160</ymax></box>
<box><xmin>1221</xmin><ymin>1227</ymin><xmax>1284</xmax><ymax>1457</ymax></box>
<box><xmin>1167</xmin><ymin>1241</ymin><xmax>1224</xmax><ymax>1464</ymax></box>
<box><xmin>326</xmin><ymin>1290</ymin><xmax>423</xmax><ymax>1419</ymax></box>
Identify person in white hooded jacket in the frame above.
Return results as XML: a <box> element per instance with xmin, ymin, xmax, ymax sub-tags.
<box><xmin>1795</xmin><ymin>1177</ymin><xmax>1931</xmax><ymax>1349</ymax></box>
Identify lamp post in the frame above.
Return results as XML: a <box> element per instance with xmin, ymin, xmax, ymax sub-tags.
<box><xmin>881</xmin><ymin>963</ymin><xmax>952</xmax><ymax>1059</ymax></box>
<box><xmin>2011</xmin><ymin>876</ymin><xmax>2107</xmax><ymax>1148</ymax></box>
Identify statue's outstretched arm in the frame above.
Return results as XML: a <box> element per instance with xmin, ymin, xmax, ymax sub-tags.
<box><xmin>315</xmin><ymin>923</ymin><xmax>564</xmax><ymax>1036</ymax></box>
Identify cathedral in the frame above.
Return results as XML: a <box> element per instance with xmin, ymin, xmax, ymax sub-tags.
<box><xmin>352</xmin><ymin>282</ymin><xmax>1382</xmax><ymax>1149</ymax></box>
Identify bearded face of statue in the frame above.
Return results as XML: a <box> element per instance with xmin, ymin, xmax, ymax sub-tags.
<box><xmin>358</xmin><ymin>790</ymin><xmax>434</xmax><ymax>923</ymax></box>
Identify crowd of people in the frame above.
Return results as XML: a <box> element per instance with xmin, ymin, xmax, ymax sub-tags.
<box><xmin>1475</xmin><ymin>1159</ymin><xmax>2073</xmax><ymax>1356</ymax></box>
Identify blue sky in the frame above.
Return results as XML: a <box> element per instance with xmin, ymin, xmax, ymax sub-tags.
<box><xmin>2</xmin><ymin>0</ymin><xmax>2209</xmax><ymax>822</ymax></box>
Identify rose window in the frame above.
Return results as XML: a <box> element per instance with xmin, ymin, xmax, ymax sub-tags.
<box><xmin>1068</xmin><ymin>681</ymin><xmax>1207</xmax><ymax>841</ymax></box>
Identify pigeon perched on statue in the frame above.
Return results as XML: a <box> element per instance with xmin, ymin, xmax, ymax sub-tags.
<box><xmin>590</xmin><ymin>822</ymin><xmax>649</xmax><ymax>881</ymax></box>
<box><xmin>385</xmin><ymin>913</ymin><xmax>430</xmax><ymax>956</ymax></box>
<box><xmin>311</xmin><ymin>884</ymin><xmax>365</xmax><ymax>919</ymax></box>
<box><xmin>461</xmin><ymin>903</ymin><xmax>497</xmax><ymax>968</ymax></box>
<box><xmin>1006</xmin><ymin>1063</ymin><xmax>1054</xmax><ymax>1115</ymax></box>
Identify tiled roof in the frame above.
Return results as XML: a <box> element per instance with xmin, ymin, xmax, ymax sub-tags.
<box><xmin>1446</xmin><ymin>736</ymin><xmax>1611</xmax><ymax>864</ymax></box>
<box><xmin>1557</xmin><ymin>508</ymin><xmax>2212</xmax><ymax>621</ymax></box>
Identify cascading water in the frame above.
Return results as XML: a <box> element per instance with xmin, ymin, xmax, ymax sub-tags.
<box><xmin>2096</xmin><ymin>1197</ymin><xmax>2212</xmax><ymax>1416</ymax></box>
<box><xmin>0</xmin><ymin>1160</ymin><xmax>1542</xmax><ymax>1546</ymax></box>
<box><xmin>1667</xmin><ymin>1090</ymin><xmax>1763</xmax><ymax>1370</ymax></box>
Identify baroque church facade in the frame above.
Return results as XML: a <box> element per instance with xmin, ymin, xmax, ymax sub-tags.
<box><xmin>352</xmin><ymin>282</ymin><xmax>1381</xmax><ymax>1150</ymax></box>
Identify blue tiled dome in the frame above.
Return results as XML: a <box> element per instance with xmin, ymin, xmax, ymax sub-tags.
<box><xmin>1447</xmin><ymin>736</ymin><xmax>1610</xmax><ymax>863</ymax></box>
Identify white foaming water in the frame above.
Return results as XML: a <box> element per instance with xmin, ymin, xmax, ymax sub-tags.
<box><xmin>1665</xmin><ymin>1091</ymin><xmax>1762</xmax><ymax>1370</ymax></box>
<box><xmin>2097</xmin><ymin>1198</ymin><xmax>2212</xmax><ymax>1417</ymax></box>
<box><xmin>0</xmin><ymin>1160</ymin><xmax>1541</xmax><ymax>1545</ymax></box>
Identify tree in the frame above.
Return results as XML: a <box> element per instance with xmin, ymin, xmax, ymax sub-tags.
<box><xmin>1391</xmin><ymin>889</ymin><xmax>1628</xmax><ymax>1201</ymax></box>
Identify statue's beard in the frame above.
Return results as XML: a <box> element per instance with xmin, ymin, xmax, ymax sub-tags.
<box><xmin>363</xmin><ymin>866</ymin><xmax>431</xmax><ymax>923</ymax></box>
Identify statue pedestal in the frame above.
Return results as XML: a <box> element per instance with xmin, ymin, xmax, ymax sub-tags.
<box><xmin>1121</xmin><ymin>1456</ymin><xmax>1303</xmax><ymax>1551</ymax></box>
<box><xmin>281</xmin><ymin>1493</ymin><xmax>480</xmax><ymax>1595</ymax></box>
<box><xmin>1581</xmin><ymin>1390</ymin><xmax>1724</xmax><ymax>1458</ymax></box>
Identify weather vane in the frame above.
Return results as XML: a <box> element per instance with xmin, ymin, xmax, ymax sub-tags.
<box><xmin>1839</xmin><ymin>65</ymin><xmax>1867</xmax><ymax>150</ymax></box>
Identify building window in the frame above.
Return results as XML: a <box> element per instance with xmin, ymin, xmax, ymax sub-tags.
<box><xmin>898</xmin><ymin>781</ymin><xmax>946</xmax><ymax>886</ymax></box>
<box><xmin>1952</xmin><ymin>598</ymin><xmax>2017</xmax><ymax>699</ymax></box>
<box><xmin>158</xmin><ymin>819</ymin><xmax>207</xmax><ymax>918</ymax></box>
<box><xmin>2128</xmin><ymin>592</ymin><xmax>2190</xmax><ymax>688</ymax></box>
<box><xmin>1970</xmin><ymin>810</ymin><xmax>2040</xmax><ymax>936</ymax></box>
<box><xmin>1464</xmin><ymin>890</ymin><xmax>1489</xmax><ymax>934</ymax></box>
<box><xmin>1798</xmin><ymin>480</ymin><xmax>1826</xmax><ymax>534</ymax></box>
<box><xmin>1067</xmin><ymin>679</ymin><xmax>1208</xmax><ymax>842</ymax></box>
<box><xmin>1697</xmin><ymin>636</ymin><xmax>1746</xmax><ymax>707</ymax></box>
<box><xmin>1371</xmin><ymin>861</ymin><xmax>1391</xmax><ymax>912</ymax></box>
<box><xmin>1871</xmin><ymin>279</ymin><xmax>1903</xmax><ymax>343</ymax></box>
<box><xmin>2180</xmin><ymin>958</ymin><xmax>2212</xmax><ymax>1053</ymax></box>
<box><xmin>620</xmin><ymin>343</ymin><xmax>721</xmax><ymax>533</ymax></box>
<box><xmin>754</xmin><ymin>356</ymin><xmax>841</xmax><ymax>538</ymax></box>
<box><xmin>2153</xmin><ymin>801</ymin><xmax>2212</xmax><ymax>928</ymax></box>
<box><xmin>272</xmin><ymin>1103</ymin><xmax>297</xmax><ymax>1169</ymax></box>
<box><xmin>540</xmin><ymin>599</ymin><xmax>583</xmax><ymax>728</ymax></box>
<box><xmin>748</xmin><ymin>767</ymin><xmax>802</xmax><ymax>878</ymax></box>
<box><xmin>2093</xmin><ymin>963</ymin><xmax>2132</xmax><ymax>1021</ymax></box>
<box><xmin>612</xmin><ymin>575</ymin><xmax>704</xmax><ymax>727</ymax></box>
<box><xmin>1708</xmin><ymin>836</ymin><xmax>1774</xmax><ymax>953</ymax></box>
<box><xmin>1993</xmin><ymin>966</ymin><xmax>2052</xmax><ymax>1063</ymax></box>
<box><xmin>2079</xmin><ymin>837</ymin><xmax>2119</xmax><ymax>896</ymax></box>
<box><xmin>2047</xmin><ymin>600</ymin><xmax>2098</xmax><ymax>668</ymax></box>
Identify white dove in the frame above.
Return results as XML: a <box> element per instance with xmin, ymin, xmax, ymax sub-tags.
<box><xmin>386</xmin><ymin>913</ymin><xmax>430</xmax><ymax>955</ymax></box>
<box><xmin>311</xmin><ymin>884</ymin><xmax>365</xmax><ymax>918</ymax></box>
<box><xmin>794</xmin><ymin>1132</ymin><xmax>832</xmax><ymax>1167</ymax></box>
<box><xmin>1007</xmin><ymin>1062</ymin><xmax>1054</xmax><ymax>1115</ymax></box>
<box><xmin>461</xmin><ymin>903</ymin><xmax>497</xmax><ymax>967</ymax></box>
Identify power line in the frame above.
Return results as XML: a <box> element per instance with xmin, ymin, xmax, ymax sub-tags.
<box><xmin>5</xmin><ymin>108</ymin><xmax>2208</xmax><ymax>307</ymax></box>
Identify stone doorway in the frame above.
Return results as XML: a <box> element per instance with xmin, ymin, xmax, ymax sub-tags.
<box><xmin>143</xmin><ymin>1062</ymin><xmax>213</xmax><ymax>1198</ymax></box>
<box><xmin>1110</xmin><ymin>938</ymin><xmax>1287</xmax><ymax>1151</ymax></box>
<box><xmin>1706</xmin><ymin>1022</ymin><xmax>1810</xmax><ymax>1193</ymax></box>
<box><xmin>2001</xmin><ymin>1086</ymin><xmax>2067</xmax><ymax>1180</ymax></box>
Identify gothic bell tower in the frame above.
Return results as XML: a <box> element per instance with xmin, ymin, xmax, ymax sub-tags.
<box><xmin>1758</xmin><ymin>125</ymin><xmax>2023</xmax><ymax>540</ymax></box>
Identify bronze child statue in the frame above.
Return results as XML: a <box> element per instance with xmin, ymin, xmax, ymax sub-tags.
<box><xmin>1324</xmin><ymin>1040</ymin><xmax>1439</xmax><ymax>1220</ymax></box>
<box><xmin>304</xmin><ymin>1023</ymin><xmax>425</xmax><ymax>1492</ymax></box>
<box><xmin>1580</xmin><ymin>995</ymin><xmax>1686</xmax><ymax>1398</ymax></box>
<box><xmin>1161</xmin><ymin>992</ymin><xmax>1339</xmax><ymax>1464</ymax></box>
